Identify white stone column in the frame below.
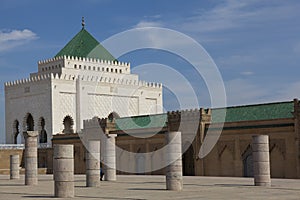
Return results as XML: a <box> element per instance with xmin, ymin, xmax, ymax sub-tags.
<box><xmin>166</xmin><ymin>131</ymin><xmax>183</xmax><ymax>191</ymax></box>
<box><xmin>24</xmin><ymin>131</ymin><xmax>38</xmax><ymax>185</ymax></box>
<box><xmin>86</xmin><ymin>140</ymin><xmax>100</xmax><ymax>187</ymax></box>
<box><xmin>53</xmin><ymin>144</ymin><xmax>74</xmax><ymax>198</ymax></box>
<box><xmin>103</xmin><ymin>134</ymin><xmax>117</xmax><ymax>181</ymax></box>
<box><xmin>252</xmin><ymin>135</ymin><xmax>271</xmax><ymax>187</ymax></box>
<box><xmin>10</xmin><ymin>154</ymin><xmax>20</xmax><ymax>179</ymax></box>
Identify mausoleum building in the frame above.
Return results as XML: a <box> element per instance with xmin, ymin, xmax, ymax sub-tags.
<box><xmin>5</xmin><ymin>27</ymin><xmax>162</xmax><ymax>145</ymax></box>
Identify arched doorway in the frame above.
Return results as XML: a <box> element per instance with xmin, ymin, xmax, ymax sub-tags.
<box><xmin>182</xmin><ymin>144</ymin><xmax>195</xmax><ymax>176</ymax></box>
<box><xmin>13</xmin><ymin>120</ymin><xmax>20</xmax><ymax>144</ymax></box>
<box><xmin>63</xmin><ymin>116</ymin><xmax>74</xmax><ymax>134</ymax></box>
<box><xmin>39</xmin><ymin>118</ymin><xmax>47</xmax><ymax>143</ymax></box>
<box><xmin>242</xmin><ymin>145</ymin><xmax>253</xmax><ymax>177</ymax></box>
<box><xmin>270</xmin><ymin>145</ymin><xmax>285</xmax><ymax>178</ymax></box>
<box><xmin>135</xmin><ymin>148</ymin><xmax>145</xmax><ymax>175</ymax></box>
<box><xmin>219</xmin><ymin>147</ymin><xmax>234</xmax><ymax>176</ymax></box>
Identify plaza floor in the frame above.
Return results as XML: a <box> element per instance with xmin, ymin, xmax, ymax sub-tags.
<box><xmin>0</xmin><ymin>175</ymin><xmax>300</xmax><ymax>199</ymax></box>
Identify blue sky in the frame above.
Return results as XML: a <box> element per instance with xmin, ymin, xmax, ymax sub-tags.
<box><xmin>1</xmin><ymin>0</ymin><xmax>300</xmax><ymax>143</ymax></box>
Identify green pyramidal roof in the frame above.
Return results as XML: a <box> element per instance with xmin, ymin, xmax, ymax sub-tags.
<box><xmin>55</xmin><ymin>28</ymin><xmax>116</xmax><ymax>61</ymax></box>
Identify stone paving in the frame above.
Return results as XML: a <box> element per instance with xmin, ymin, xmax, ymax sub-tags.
<box><xmin>0</xmin><ymin>175</ymin><xmax>300</xmax><ymax>199</ymax></box>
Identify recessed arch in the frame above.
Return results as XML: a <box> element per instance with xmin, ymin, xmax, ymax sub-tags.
<box><xmin>135</xmin><ymin>147</ymin><xmax>145</xmax><ymax>174</ymax></box>
<box><xmin>182</xmin><ymin>142</ymin><xmax>195</xmax><ymax>176</ymax></box>
<box><xmin>38</xmin><ymin>117</ymin><xmax>47</xmax><ymax>143</ymax></box>
<box><xmin>63</xmin><ymin>115</ymin><xmax>74</xmax><ymax>134</ymax></box>
<box><xmin>13</xmin><ymin>120</ymin><xmax>20</xmax><ymax>144</ymax></box>
<box><xmin>242</xmin><ymin>145</ymin><xmax>253</xmax><ymax>177</ymax></box>
<box><xmin>270</xmin><ymin>145</ymin><xmax>285</xmax><ymax>178</ymax></box>
<box><xmin>23</xmin><ymin>113</ymin><xmax>34</xmax><ymax>132</ymax></box>
<box><xmin>108</xmin><ymin>111</ymin><xmax>120</xmax><ymax>122</ymax></box>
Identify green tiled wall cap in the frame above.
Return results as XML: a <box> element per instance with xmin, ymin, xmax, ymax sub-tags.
<box><xmin>212</xmin><ymin>101</ymin><xmax>294</xmax><ymax>123</ymax></box>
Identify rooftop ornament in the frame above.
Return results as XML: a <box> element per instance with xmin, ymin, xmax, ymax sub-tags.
<box><xmin>82</xmin><ymin>16</ymin><xmax>85</xmax><ymax>29</ymax></box>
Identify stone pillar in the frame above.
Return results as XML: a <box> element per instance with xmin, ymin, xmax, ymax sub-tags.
<box><xmin>53</xmin><ymin>144</ymin><xmax>74</xmax><ymax>198</ymax></box>
<box><xmin>24</xmin><ymin>131</ymin><xmax>38</xmax><ymax>186</ymax></box>
<box><xmin>166</xmin><ymin>131</ymin><xmax>183</xmax><ymax>191</ymax></box>
<box><xmin>252</xmin><ymin>135</ymin><xmax>271</xmax><ymax>187</ymax></box>
<box><xmin>86</xmin><ymin>140</ymin><xmax>100</xmax><ymax>187</ymax></box>
<box><xmin>103</xmin><ymin>134</ymin><xmax>117</xmax><ymax>181</ymax></box>
<box><xmin>10</xmin><ymin>154</ymin><xmax>20</xmax><ymax>179</ymax></box>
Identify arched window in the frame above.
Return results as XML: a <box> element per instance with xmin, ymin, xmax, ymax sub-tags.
<box><xmin>63</xmin><ymin>116</ymin><xmax>74</xmax><ymax>134</ymax></box>
<box><xmin>26</xmin><ymin>114</ymin><xmax>34</xmax><ymax>131</ymax></box>
<box><xmin>39</xmin><ymin>118</ymin><xmax>47</xmax><ymax>143</ymax></box>
<box><xmin>13</xmin><ymin>120</ymin><xmax>20</xmax><ymax>144</ymax></box>
<box><xmin>108</xmin><ymin>112</ymin><xmax>120</xmax><ymax>122</ymax></box>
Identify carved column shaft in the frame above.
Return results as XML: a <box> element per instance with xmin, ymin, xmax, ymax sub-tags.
<box><xmin>166</xmin><ymin>131</ymin><xmax>183</xmax><ymax>191</ymax></box>
<box><xmin>54</xmin><ymin>144</ymin><xmax>74</xmax><ymax>198</ymax></box>
<box><xmin>252</xmin><ymin>135</ymin><xmax>271</xmax><ymax>187</ymax></box>
<box><xmin>10</xmin><ymin>154</ymin><xmax>20</xmax><ymax>179</ymax></box>
<box><xmin>103</xmin><ymin>134</ymin><xmax>117</xmax><ymax>181</ymax></box>
<box><xmin>86</xmin><ymin>140</ymin><xmax>100</xmax><ymax>187</ymax></box>
<box><xmin>24</xmin><ymin>131</ymin><xmax>38</xmax><ymax>186</ymax></box>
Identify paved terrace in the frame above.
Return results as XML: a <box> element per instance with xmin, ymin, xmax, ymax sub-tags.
<box><xmin>0</xmin><ymin>175</ymin><xmax>299</xmax><ymax>199</ymax></box>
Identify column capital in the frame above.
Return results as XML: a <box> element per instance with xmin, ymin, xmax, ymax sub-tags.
<box><xmin>107</xmin><ymin>134</ymin><xmax>117</xmax><ymax>138</ymax></box>
<box><xmin>23</xmin><ymin>131</ymin><xmax>38</xmax><ymax>138</ymax></box>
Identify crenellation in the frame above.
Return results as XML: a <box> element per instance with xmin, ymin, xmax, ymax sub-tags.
<box><xmin>181</xmin><ymin>109</ymin><xmax>201</xmax><ymax>121</ymax></box>
<box><xmin>83</xmin><ymin>117</ymin><xmax>102</xmax><ymax>129</ymax></box>
<box><xmin>38</xmin><ymin>56</ymin><xmax>132</xmax><ymax>76</ymax></box>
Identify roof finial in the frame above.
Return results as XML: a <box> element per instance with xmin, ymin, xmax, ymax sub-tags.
<box><xmin>81</xmin><ymin>16</ymin><xmax>85</xmax><ymax>29</ymax></box>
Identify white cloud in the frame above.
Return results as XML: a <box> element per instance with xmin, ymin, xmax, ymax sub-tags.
<box><xmin>224</xmin><ymin>78</ymin><xmax>300</xmax><ymax>106</ymax></box>
<box><xmin>143</xmin><ymin>14</ymin><xmax>161</xmax><ymax>20</ymax></box>
<box><xmin>275</xmin><ymin>82</ymin><xmax>300</xmax><ymax>102</ymax></box>
<box><xmin>0</xmin><ymin>29</ymin><xmax>38</xmax><ymax>52</ymax></box>
<box><xmin>181</xmin><ymin>0</ymin><xmax>300</xmax><ymax>33</ymax></box>
<box><xmin>134</xmin><ymin>21</ymin><xmax>162</xmax><ymax>28</ymax></box>
<box><xmin>225</xmin><ymin>78</ymin><xmax>269</xmax><ymax>105</ymax></box>
<box><xmin>240</xmin><ymin>71</ymin><xmax>254</xmax><ymax>76</ymax></box>
<box><xmin>217</xmin><ymin>55</ymin><xmax>255</xmax><ymax>68</ymax></box>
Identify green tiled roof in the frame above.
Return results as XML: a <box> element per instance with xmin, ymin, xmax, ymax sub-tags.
<box><xmin>55</xmin><ymin>28</ymin><xmax>116</xmax><ymax>61</ymax></box>
<box><xmin>115</xmin><ymin>114</ymin><xmax>167</xmax><ymax>131</ymax></box>
<box><xmin>211</xmin><ymin>101</ymin><xmax>294</xmax><ymax>123</ymax></box>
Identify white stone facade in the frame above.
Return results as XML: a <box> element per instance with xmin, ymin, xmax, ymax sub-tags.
<box><xmin>5</xmin><ymin>56</ymin><xmax>163</xmax><ymax>144</ymax></box>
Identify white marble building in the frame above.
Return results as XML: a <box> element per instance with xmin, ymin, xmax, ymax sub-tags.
<box><xmin>4</xmin><ymin>26</ymin><xmax>163</xmax><ymax>145</ymax></box>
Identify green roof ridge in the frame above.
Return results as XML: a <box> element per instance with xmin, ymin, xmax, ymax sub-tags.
<box><xmin>115</xmin><ymin>113</ymin><xmax>167</xmax><ymax>131</ymax></box>
<box><xmin>55</xmin><ymin>28</ymin><xmax>116</xmax><ymax>61</ymax></box>
<box><xmin>211</xmin><ymin>101</ymin><xmax>294</xmax><ymax>123</ymax></box>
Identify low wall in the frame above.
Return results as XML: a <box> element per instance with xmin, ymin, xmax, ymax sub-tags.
<box><xmin>0</xmin><ymin>148</ymin><xmax>52</xmax><ymax>175</ymax></box>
